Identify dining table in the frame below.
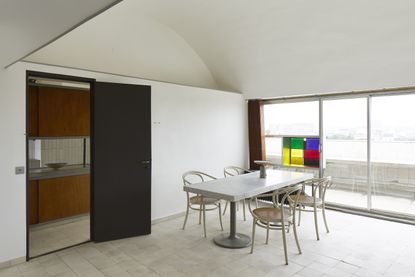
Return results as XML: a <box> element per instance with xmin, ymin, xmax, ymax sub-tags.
<box><xmin>183</xmin><ymin>169</ymin><xmax>314</xmax><ymax>248</ymax></box>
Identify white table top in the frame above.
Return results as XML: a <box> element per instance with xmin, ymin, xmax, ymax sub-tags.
<box><xmin>183</xmin><ymin>169</ymin><xmax>314</xmax><ymax>201</ymax></box>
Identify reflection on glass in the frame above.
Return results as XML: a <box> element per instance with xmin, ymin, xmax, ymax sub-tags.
<box><xmin>371</xmin><ymin>94</ymin><xmax>415</xmax><ymax>215</ymax></box>
<box><xmin>265</xmin><ymin>137</ymin><xmax>282</xmax><ymax>164</ymax></box>
<box><xmin>323</xmin><ymin>98</ymin><xmax>368</xmax><ymax>208</ymax></box>
<box><xmin>28</xmin><ymin>138</ymin><xmax>90</xmax><ymax>169</ymax></box>
<box><xmin>264</xmin><ymin>101</ymin><xmax>319</xmax><ymax>136</ymax></box>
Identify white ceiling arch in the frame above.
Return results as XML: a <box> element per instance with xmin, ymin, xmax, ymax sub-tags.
<box><xmin>26</xmin><ymin>0</ymin><xmax>415</xmax><ymax>98</ymax></box>
<box><xmin>131</xmin><ymin>0</ymin><xmax>415</xmax><ymax>98</ymax></box>
<box><xmin>0</xmin><ymin>0</ymin><xmax>121</xmax><ymax>68</ymax></box>
<box><xmin>25</xmin><ymin>1</ymin><xmax>218</xmax><ymax>90</ymax></box>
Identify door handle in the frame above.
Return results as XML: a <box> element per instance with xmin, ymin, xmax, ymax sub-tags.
<box><xmin>141</xmin><ymin>160</ymin><xmax>151</xmax><ymax>169</ymax></box>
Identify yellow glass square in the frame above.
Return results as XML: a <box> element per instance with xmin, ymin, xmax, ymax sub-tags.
<box><xmin>291</xmin><ymin>149</ymin><xmax>303</xmax><ymax>165</ymax></box>
<box><xmin>291</xmin><ymin>156</ymin><xmax>303</xmax><ymax>165</ymax></box>
<box><xmin>283</xmin><ymin>148</ymin><xmax>290</xmax><ymax>165</ymax></box>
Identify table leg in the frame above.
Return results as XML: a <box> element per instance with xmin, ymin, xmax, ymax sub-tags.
<box><xmin>213</xmin><ymin>201</ymin><xmax>251</xmax><ymax>248</ymax></box>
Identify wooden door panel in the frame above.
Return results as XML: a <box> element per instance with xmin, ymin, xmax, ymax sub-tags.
<box><xmin>38</xmin><ymin>87</ymin><xmax>90</xmax><ymax>136</ymax></box>
<box><xmin>28</xmin><ymin>180</ymin><xmax>39</xmax><ymax>225</ymax></box>
<box><xmin>38</xmin><ymin>175</ymin><xmax>90</xmax><ymax>222</ymax></box>
<box><xmin>28</xmin><ymin>87</ymin><xmax>39</xmax><ymax>137</ymax></box>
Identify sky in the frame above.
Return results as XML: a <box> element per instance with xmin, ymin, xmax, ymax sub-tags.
<box><xmin>264</xmin><ymin>93</ymin><xmax>415</xmax><ymax>135</ymax></box>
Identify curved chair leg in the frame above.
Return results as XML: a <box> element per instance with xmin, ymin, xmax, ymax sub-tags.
<box><xmin>243</xmin><ymin>199</ymin><xmax>246</xmax><ymax>221</ymax></box>
<box><xmin>202</xmin><ymin>204</ymin><xmax>207</xmax><ymax>238</ymax></box>
<box><xmin>182</xmin><ymin>204</ymin><xmax>190</xmax><ymax>230</ymax></box>
<box><xmin>218</xmin><ymin>202</ymin><xmax>224</xmax><ymax>231</ymax></box>
<box><xmin>314</xmin><ymin>204</ymin><xmax>320</xmax><ymax>240</ymax></box>
<box><xmin>322</xmin><ymin>204</ymin><xmax>330</xmax><ymax>233</ymax></box>
<box><xmin>292</xmin><ymin>220</ymin><xmax>302</xmax><ymax>254</ymax></box>
<box><xmin>265</xmin><ymin>222</ymin><xmax>270</xmax><ymax>244</ymax></box>
<box><xmin>223</xmin><ymin>201</ymin><xmax>228</xmax><ymax>215</ymax></box>
<box><xmin>199</xmin><ymin>204</ymin><xmax>202</xmax><ymax>225</ymax></box>
<box><xmin>298</xmin><ymin>207</ymin><xmax>302</xmax><ymax>226</ymax></box>
<box><xmin>281</xmin><ymin>221</ymin><xmax>289</xmax><ymax>265</ymax></box>
<box><xmin>250</xmin><ymin>219</ymin><xmax>257</xmax><ymax>254</ymax></box>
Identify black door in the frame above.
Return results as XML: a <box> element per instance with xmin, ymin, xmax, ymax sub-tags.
<box><xmin>92</xmin><ymin>82</ymin><xmax>151</xmax><ymax>242</ymax></box>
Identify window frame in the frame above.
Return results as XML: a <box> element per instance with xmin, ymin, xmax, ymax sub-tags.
<box><xmin>260</xmin><ymin>87</ymin><xmax>415</xmax><ymax>222</ymax></box>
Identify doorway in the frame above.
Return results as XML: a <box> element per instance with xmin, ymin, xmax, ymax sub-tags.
<box><xmin>26</xmin><ymin>71</ymin><xmax>152</xmax><ymax>259</ymax></box>
<box><xmin>26</xmin><ymin>71</ymin><xmax>94</xmax><ymax>259</ymax></box>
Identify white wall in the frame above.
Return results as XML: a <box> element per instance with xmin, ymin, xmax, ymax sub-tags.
<box><xmin>0</xmin><ymin>62</ymin><xmax>247</xmax><ymax>263</ymax></box>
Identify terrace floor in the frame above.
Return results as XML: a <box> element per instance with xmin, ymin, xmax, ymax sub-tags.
<box><xmin>327</xmin><ymin>188</ymin><xmax>415</xmax><ymax>215</ymax></box>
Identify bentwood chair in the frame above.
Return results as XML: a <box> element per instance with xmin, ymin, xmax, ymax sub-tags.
<box><xmin>248</xmin><ymin>184</ymin><xmax>303</xmax><ymax>265</ymax></box>
<box><xmin>182</xmin><ymin>171</ymin><xmax>224</xmax><ymax>238</ymax></box>
<box><xmin>223</xmin><ymin>166</ymin><xmax>253</xmax><ymax>221</ymax></box>
<box><xmin>290</xmin><ymin>177</ymin><xmax>332</xmax><ymax>240</ymax></box>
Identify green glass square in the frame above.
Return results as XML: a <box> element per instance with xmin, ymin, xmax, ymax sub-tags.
<box><xmin>283</xmin><ymin>137</ymin><xmax>291</xmax><ymax>149</ymax></box>
<box><xmin>291</xmin><ymin>137</ymin><xmax>304</xmax><ymax>149</ymax></box>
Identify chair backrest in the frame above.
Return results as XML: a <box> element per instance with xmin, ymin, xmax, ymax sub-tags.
<box><xmin>304</xmin><ymin>177</ymin><xmax>333</xmax><ymax>200</ymax></box>
<box><xmin>319</xmin><ymin>177</ymin><xmax>333</xmax><ymax>201</ymax></box>
<box><xmin>182</xmin><ymin>171</ymin><xmax>217</xmax><ymax>187</ymax></box>
<box><xmin>248</xmin><ymin>184</ymin><xmax>303</xmax><ymax>221</ymax></box>
<box><xmin>224</xmin><ymin>166</ymin><xmax>252</xmax><ymax>177</ymax></box>
<box><xmin>182</xmin><ymin>171</ymin><xmax>217</xmax><ymax>201</ymax></box>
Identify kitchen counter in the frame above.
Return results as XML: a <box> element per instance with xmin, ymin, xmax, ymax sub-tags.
<box><xmin>29</xmin><ymin>164</ymin><xmax>90</xmax><ymax>180</ymax></box>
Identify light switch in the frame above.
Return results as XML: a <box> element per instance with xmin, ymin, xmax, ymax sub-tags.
<box><xmin>15</xmin><ymin>166</ymin><xmax>25</xmax><ymax>175</ymax></box>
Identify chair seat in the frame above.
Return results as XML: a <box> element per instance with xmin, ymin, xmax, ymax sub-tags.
<box><xmin>190</xmin><ymin>195</ymin><xmax>219</xmax><ymax>205</ymax></box>
<box><xmin>253</xmin><ymin>207</ymin><xmax>292</xmax><ymax>222</ymax></box>
<box><xmin>290</xmin><ymin>194</ymin><xmax>322</xmax><ymax>206</ymax></box>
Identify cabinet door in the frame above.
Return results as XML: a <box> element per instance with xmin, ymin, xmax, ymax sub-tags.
<box><xmin>38</xmin><ymin>87</ymin><xmax>90</xmax><ymax>136</ymax></box>
<box><xmin>38</xmin><ymin>175</ymin><xmax>90</xmax><ymax>222</ymax></box>
<box><xmin>28</xmin><ymin>180</ymin><xmax>39</xmax><ymax>225</ymax></box>
<box><xmin>28</xmin><ymin>87</ymin><xmax>39</xmax><ymax>137</ymax></box>
<box><xmin>92</xmin><ymin>82</ymin><xmax>151</xmax><ymax>242</ymax></box>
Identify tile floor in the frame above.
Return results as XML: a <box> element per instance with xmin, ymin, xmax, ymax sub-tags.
<box><xmin>2</xmin><ymin>204</ymin><xmax>415</xmax><ymax>276</ymax></box>
<box><xmin>29</xmin><ymin>215</ymin><xmax>90</xmax><ymax>257</ymax></box>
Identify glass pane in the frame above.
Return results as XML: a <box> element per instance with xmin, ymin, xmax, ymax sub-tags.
<box><xmin>265</xmin><ymin>137</ymin><xmax>282</xmax><ymax>164</ymax></box>
<box><xmin>371</xmin><ymin>94</ymin><xmax>415</xmax><ymax>215</ymax></box>
<box><xmin>28</xmin><ymin>138</ymin><xmax>90</xmax><ymax>169</ymax></box>
<box><xmin>323</xmin><ymin>98</ymin><xmax>368</xmax><ymax>208</ymax></box>
<box><xmin>264</xmin><ymin>101</ymin><xmax>319</xmax><ymax>136</ymax></box>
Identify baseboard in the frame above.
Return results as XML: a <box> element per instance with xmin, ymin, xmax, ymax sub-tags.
<box><xmin>0</xmin><ymin>256</ymin><xmax>25</xmax><ymax>270</ymax></box>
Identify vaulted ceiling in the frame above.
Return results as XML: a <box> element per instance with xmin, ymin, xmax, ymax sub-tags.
<box><xmin>0</xmin><ymin>0</ymin><xmax>120</xmax><ymax>68</ymax></box>
<box><xmin>10</xmin><ymin>0</ymin><xmax>415</xmax><ymax>98</ymax></box>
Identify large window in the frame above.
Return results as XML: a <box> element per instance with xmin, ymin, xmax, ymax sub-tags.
<box><xmin>264</xmin><ymin>101</ymin><xmax>319</xmax><ymax>164</ymax></box>
<box><xmin>262</xmin><ymin>91</ymin><xmax>415</xmax><ymax>218</ymax></box>
<box><xmin>323</xmin><ymin>98</ymin><xmax>368</xmax><ymax>208</ymax></box>
<box><xmin>371</xmin><ymin>94</ymin><xmax>415</xmax><ymax>215</ymax></box>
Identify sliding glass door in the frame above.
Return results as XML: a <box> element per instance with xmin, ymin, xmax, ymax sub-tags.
<box><xmin>262</xmin><ymin>91</ymin><xmax>415</xmax><ymax>219</ymax></box>
<box><xmin>322</xmin><ymin>98</ymin><xmax>368</xmax><ymax>208</ymax></box>
<box><xmin>370</xmin><ymin>94</ymin><xmax>415</xmax><ymax>216</ymax></box>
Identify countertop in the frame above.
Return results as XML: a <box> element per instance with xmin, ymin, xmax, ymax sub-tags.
<box><xmin>29</xmin><ymin>164</ymin><xmax>90</xmax><ymax>180</ymax></box>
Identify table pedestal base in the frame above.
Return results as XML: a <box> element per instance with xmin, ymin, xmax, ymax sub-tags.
<box><xmin>213</xmin><ymin>201</ymin><xmax>250</xmax><ymax>248</ymax></box>
<box><xmin>213</xmin><ymin>233</ymin><xmax>251</xmax><ymax>248</ymax></box>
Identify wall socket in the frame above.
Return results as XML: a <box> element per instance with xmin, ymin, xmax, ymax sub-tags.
<box><xmin>15</xmin><ymin>166</ymin><xmax>25</xmax><ymax>175</ymax></box>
